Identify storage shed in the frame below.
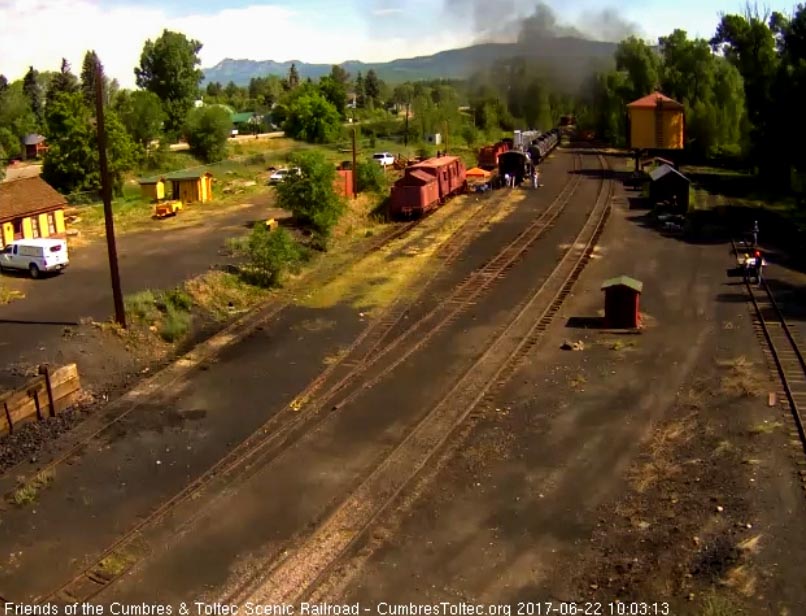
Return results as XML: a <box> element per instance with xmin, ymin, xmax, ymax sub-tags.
<box><xmin>1</xmin><ymin>177</ymin><xmax>67</xmax><ymax>248</ymax></box>
<box><xmin>626</xmin><ymin>92</ymin><xmax>685</xmax><ymax>150</ymax></box>
<box><xmin>648</xmin><ymin>164</ymin><xmax>690</xmax><ymax>212</ymax></box>
<box><xmin>602</xmin><ymin>276</ymin><xmax>643</xmax><ymax>329</ymax></box>
<box><xmin>165</xmin><ymin>171</ymin><xmax>213</xmax><ymax>204</ymax></box>
<box><xmin>138</xmin><ymin>176</ymin><xmax>167</xmax><ymax>201</ymax></box>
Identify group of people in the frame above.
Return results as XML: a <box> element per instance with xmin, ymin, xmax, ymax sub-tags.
<box><xmin>742</xmin><ymin>221</ymin><xmax>766</xmax><ymax>286</ymax></box>
<box><xmin>502</xmin><ymin>168</ymin><xmax>541</xmax><ymax>189</ymax></box>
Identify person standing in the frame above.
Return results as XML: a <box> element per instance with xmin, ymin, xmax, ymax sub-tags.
<box><xmin>755</xmin><ymin>250</ymin><xmax>765</xmax><ymax>286</ymax></box>
<box><xmin>504</xmin><ymin>172</ymin><xmax>510</xmax><ymax>189</ymax></box>
<box><xmin>531</xmin><ymin>169</ymin><xmax>538</xmax><ymax>189</ymax></box>
<box><xmin>752</xmin><ymin>220</ymin><xmax>759</xmax><ymax>247</ymax></box>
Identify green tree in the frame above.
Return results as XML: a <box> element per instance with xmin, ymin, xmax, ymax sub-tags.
<box><xmin>364</xmin><ymin>69</ymin><xmax>381</xmax><ymax>108</ymax></box>
<box><xmin>284</xmin><ymin>63</ymin><xmax>300</xmax><ymax>91</ymax></box>
<box><xmin>115</xmin><ymin>89</ymin><xmax>165</xmax><ymax>149</ymax></box>
<box><xmin>0</xmin><ymin>145</ymin><xmax>6</xmax><ymax>181</ymax></box>
<box><xmin>42</xmin><ymin>90</ymin><xmax>139</xmax><ymax>195</ymax></box>
<box><xmin>248</xmin><ymin>76</ymin><xmax>283</xmax><ymax>109</ymax></box>
<box><xmin>319</xmin><ymin>73</ymin><xmax>347</xmax><ymax>118</ymax></box>
<box><xmin>614</xmin><ymin>36</ymin><xmax>661</xmax><ymax>101</ymax></box>
<box><xmin>244</xmin><ymin>225</ymin><xmax>302</xmax><ymax>287</ymax></box>
<box><xmin>206</xmin><ymin>81</ymin><xmax>223</xmax><ymax>98</ymax></box>
<box><xmin>46</xmin><ymin>58</ymin><xmax>79</xmax><ymax>105</ymax></box>
<box><xmin>354</xmin><ymin>71</ymin><xmax>365</xmax><ymax>107</ymax></box>
<box><xmin>281</xmin><ymin>87</ymin><xmax>342</xmax><ymax>143</ymax></box>
<box><xmin>0</xmin><ymin>81</ymin><xmax>37</xmax><ymax>156</ymax></box>
<box><xmin>274</xmin><ymin>150</ymin><xmax>344</xmax><ymax>242</ymax></box>
<box><xmin>22</xmin><ymin>67</ymin><xmax>43</xmax><ymax>125</ymax></box>
<box><xmin>183</xmin><ymin>105</ymin><xmax>231</xmax><ymax>162</ymax></box>
<box><xmin>81</xmin><ymin>51</ymin><xmax>101</xmax><ymax>107</ymax></box>
<box><xmin>0</xmin><ymin>75</ymin><xmax>7</xmax><ymax>93</ymax></box>
<box><xmin>135</xmin><ymin>29</ymin><xmax>204</xmax><ymax>134</ymax></box>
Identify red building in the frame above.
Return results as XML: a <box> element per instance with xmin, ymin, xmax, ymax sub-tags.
<box><xmin>23</xmin><ymin>134</ymin><xmax>47</xmax><ymax>160</ymax></box>
<box><xmin>601</xmin><ymin>276</ymin><xmax>643</xmax><ymax>329</ymax></box>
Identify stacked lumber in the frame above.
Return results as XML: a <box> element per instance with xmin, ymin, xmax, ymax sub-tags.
<box><xmin>1</xmin><ymin>364</ymin><xmax>82</xmax><ymax>435</ymax></box>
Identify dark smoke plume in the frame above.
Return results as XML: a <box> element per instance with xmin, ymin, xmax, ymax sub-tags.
<box><xmin>443</xmin><ymin>0</ymin><xmax>640</xmax><ymax>43</ymax></box>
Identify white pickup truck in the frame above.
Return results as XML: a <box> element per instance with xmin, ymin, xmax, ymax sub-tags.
<box><xmin>372</xmin><ymin>152</ymin><xmax>395</xmax><ymax>167</ymax></box>
<box><xmin>0</xmin><ymin>238</ymin><xmax>69</xmax><ymax>278</ymax></box>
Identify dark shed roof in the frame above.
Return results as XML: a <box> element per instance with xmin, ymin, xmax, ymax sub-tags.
<box><xmin>0</xmin><ymin>177</ymin><xmax>66</xmax><ymax>221</ymax></box>
<box><xmin>602</xmin><ymin>275</ymin><xmax>643</xmax><ymax>293</ymax></box>
<box><xmin>649</xmin><ymin>164</ymin><xmax>690</xmax><ymax>183</ymax></box>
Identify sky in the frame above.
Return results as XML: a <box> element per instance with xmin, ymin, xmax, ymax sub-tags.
<box><xmin>0</xmin><ymin>0</ymin><xmax>801</xmax><ymax>88</ymax></box>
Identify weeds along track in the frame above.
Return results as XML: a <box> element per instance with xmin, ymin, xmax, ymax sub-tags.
<box><xmin>732</xmin><ymin>239</ymin><xmax>806</xmax><ymax>460</ymax></box>
<box><xmin>225</xmin><ymin>155</ymin><xmax>612</xmax><ymax>605</ymax></box>
<box><xmin>0</xmin><ymin>217</ymin><xmax>421</xmax><ymax>489</ymax></box>
<box><xmin>36</xmin><ymin>155</ymin><xmax>583</xmax><ymax>604</ymax></box>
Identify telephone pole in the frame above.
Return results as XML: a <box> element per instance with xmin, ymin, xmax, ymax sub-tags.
<box><xmin>352</xmin><ymin>127</ymin><xmax>358</xmax><ymax>199</ymax></box>
<box><xmin>94</xmin><ymin>61</ymin><xmax>126</xmax><ymax>328</ymax></box>
<box><xmin>404</xmin><ymin>102</ymin><xmax>410</xmax><ymax>147</ymax></box>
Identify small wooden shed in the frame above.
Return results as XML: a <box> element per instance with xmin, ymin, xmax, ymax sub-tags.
<box><xmin>138</xmin><ymin>176</ymin><xmax>167</xmax><ymax>201</ymax></box>
<box><xmin>165</xmin><ymin>171</ymin><xmax>213</xmax><ymax>204</ymax></box>
<box><xmin>602</xmin><ymin>275</ymin><xmax>643</xmax><ymax>329</ymax></box>
<box><xmin>648</xmin><ymin>164</ymin><xmax>690</xmax><ymax>212</ymax></box>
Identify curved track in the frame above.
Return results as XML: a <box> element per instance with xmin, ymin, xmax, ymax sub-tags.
<box><xmin>223</xmin><ymin>154</ymin><xmax>613</xmax><ymax>605</ymax></box>
<box><xmin>35</xmin><ymin>153</ymin><xmax>582</xmax><ymax>604</ymax></box>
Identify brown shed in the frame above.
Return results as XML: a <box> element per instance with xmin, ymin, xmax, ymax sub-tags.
<box><xmin>602</xmin><ymin>275</ymin><xmax>643</xmax><ymax>329</ymax></box>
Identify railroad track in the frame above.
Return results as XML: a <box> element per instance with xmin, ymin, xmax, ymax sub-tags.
<box><xmin>731</xmin><ymin>239</ymin><xmax>806</xmax><ymax>458</ymax></box>
<box><xmin>223</xmin><ymin>155</ymin><xmax>613</xmax><ymax>605</ymax></box>
<box><xmin>34</xmin><ymin>155</ymin><xmax>585</xmax><ymax>604</ymax></box>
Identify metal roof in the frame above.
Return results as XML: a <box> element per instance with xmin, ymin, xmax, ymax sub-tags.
<box><xmin>138</xmin><ymin>176</ymin><xmax>166</xmax><ymax>185</ymax></box>
<box><xmin>601</xmin><ymin>275</ymin><xmax>643</xmax><ymax>293</ymax></box>
<box><xmin>231</xmin><ymin>112</ymin><xmax>258</xmax><ymax>123</ymax></box>
<box><xmin>649</xmin><ymin>164</ymin><xmax>690</xmax><ymax>183</ymax></box>
<box><xmin>22</xmin><ymin>134</ymin><xmax>46</xmax><ymax>146</ymax></box>
<box><xmin>626</xmin><ymin>92</ymin><xmax>684</xmax><ymax>110</ymax></box>
<box><xmin>164</xmin><ymin>171</ymin><xmax>213</xmax><ymax>181</ymax></box>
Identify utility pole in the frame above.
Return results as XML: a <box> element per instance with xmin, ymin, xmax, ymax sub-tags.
<box><xmin>404</xmin><ymin>102</ymin><xmax>410</xmax><ymax>147</ymax></box>
<box><xmin>352</xmin><ymin>126</ymin><xmax>358</xmax><ymax>199</ymax></box>
<box><xmin>444</xmin><ymin>121</ymin><xmax>449</xmax><ymax>154</ymax></box>
<box><xmin>94</xmin><ymin>61</ymin><xmax>126</xmax><ymax>328</ymax></box>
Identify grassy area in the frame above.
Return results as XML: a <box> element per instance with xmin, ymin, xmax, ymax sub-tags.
<box><xmin>124</xmin><ymin>288</ymin><xmax>194</xmax><ymax>342</ymax></box>
<box><xmin>11</xmin><ymin>469</ymin><xmax>55</xmax><ymax>507</ymax></box>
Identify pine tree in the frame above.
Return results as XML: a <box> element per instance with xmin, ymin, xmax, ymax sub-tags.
<box><xmin>288</xmin><ymin>63</ymin><xmax>300</xmax><ymax>89</ymax></box>
<box><xmin>23</xmin><ymin>67</ymin><xmax>42</xmax><ymax>123</ymax></box>
<box><xmin>81</xmin><ymin>51</ymin><xmax>102</xmax><ymax>108</ymax></box>
<box><xmin>47</xmin><ymin>58</ymin><xmax>79</xmax><ymax>105</ymax></box>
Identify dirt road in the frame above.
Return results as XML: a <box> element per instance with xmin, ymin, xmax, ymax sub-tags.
<box><xmin>0</xmin><ymin>196</ymin><xmax>283</xmax><ymax>388</ymax></box>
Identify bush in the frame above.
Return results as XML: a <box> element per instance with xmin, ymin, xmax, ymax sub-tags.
<box><xmin>356</xmin><ymin>160</ymin><xmax>388</xmax><ymax>193</ymax></box>
<box><xmin>160</xmin><ymin>304</ymin><xmax>192</xmax><ymax>342</ymax></box>
<box><xmin>244</xmin><ymin>225</ymin><xmax>302</xmax><ymax>287</ymax></box>
<box><xmin>124</xmin><ymin>287</ymin><xmax>194</xmax><ymax>342</ymax></box>
<box><xmin>274</xmin><ymin>150</ymin><xmax>345</xmax><ymax>240</ymax></box>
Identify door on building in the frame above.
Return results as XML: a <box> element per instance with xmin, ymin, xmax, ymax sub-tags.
<box><xmin>13</xmin><ymin>219</ymin><xmax>23</xmax><ymax>240</ymax></box>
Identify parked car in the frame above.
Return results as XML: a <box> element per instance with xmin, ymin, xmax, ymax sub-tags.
<box><xmin>0</xmin><ymin>238</ymin><xmax>69</xmax><ymax>278</ymax></box>
<box><xmin>268</xmin><ymin>167</ymin><xmax>301</xmax><ymax>185</ymax></box>
<box><xmin>372</xmin><ymin>152</ymin><xmax>395</xmax><ymax>167</ymax></box>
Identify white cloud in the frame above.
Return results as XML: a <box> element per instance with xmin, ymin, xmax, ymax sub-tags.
<box><xmin>372</xmin><ymin>7</ymin><xmax>404</xmax><ymax>15</ymax></box>
<box><xmin>0</xmin><ymin>0</ymin><xmax>472</xmax><ymax>88</ymax></box>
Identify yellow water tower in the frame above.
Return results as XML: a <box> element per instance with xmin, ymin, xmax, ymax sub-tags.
<box><xmin>626</xmin><ymin>92</ymin><xmax>685</xmax><ymax>150</ymax></box>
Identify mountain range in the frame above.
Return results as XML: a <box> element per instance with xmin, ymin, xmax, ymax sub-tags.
<box><xmin>202</xmin><ymin>37</ymin><xmax>618</xmax><ymax>90</ymax></box>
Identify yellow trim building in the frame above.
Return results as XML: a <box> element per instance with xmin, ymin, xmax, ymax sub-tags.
<box><xmin>0</xmin><ymin>177</ymin><xmax>67</xmax><ymax>248</ymax></box>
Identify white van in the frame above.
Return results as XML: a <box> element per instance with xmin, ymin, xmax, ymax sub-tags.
<box><xmin>0</xmin><ymin>238</ymin><xmax>69</xmax><ymax>278</ymax></box>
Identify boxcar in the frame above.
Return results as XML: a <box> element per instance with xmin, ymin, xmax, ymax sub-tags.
<box><xmin>389</xmin><ymin>155</ymin><xmax>467</xmax><ymax>218</ymax></box>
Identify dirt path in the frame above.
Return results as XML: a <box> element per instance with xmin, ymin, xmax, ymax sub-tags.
<box><xmin>0</xmin><ymin>194</ymin><xmax>284</xmax><ymax>390</ymax></box>
<box><xmin>309</xmin><ymin>169</ymin><xmax>806</xmax><ymax>613</ymax></box>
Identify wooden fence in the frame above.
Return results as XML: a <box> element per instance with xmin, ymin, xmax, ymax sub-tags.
<box><xmin>1</xmin><ymin>364</ymin><xmax>82</xmax><ymax>435</ymax></box>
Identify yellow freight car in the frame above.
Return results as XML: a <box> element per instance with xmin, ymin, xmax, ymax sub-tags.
<box><xmin>626</xmin><ymin>92</ymin><xmax>685</xmax><ymax>150</ymax></box>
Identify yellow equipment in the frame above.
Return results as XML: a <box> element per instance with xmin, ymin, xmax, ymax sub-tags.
<box><xmin>266</xmin><ymin>218</ymin><xmax>279</xmax><ymax>230</ymax></box>
<box><xmin>154</xmin><ymin>200</ymin><xmax>182</xmax><ymax>219</ymax></box>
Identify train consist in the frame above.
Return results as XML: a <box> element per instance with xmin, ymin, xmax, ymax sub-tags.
<box><xmin>389</xmin><ymin>155</ymin><xmax>468</xmax><ymax>218</ymax></box>
<box><xmin>388</xmin><ymin>128</ymin><xmax>561</xmax><ymax>219</ymax></box>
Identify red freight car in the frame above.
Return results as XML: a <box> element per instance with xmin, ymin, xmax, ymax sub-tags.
<box><xmin>389</xmin><ymin>155</ymin><xmax>467</xmax><ymax>218</ymax></box>
<box><xmin>478</xmin><ymin>141</ymin><xmax>510</xmax><ymax>170</ymax></box>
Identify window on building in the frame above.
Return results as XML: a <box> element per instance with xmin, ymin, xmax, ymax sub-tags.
<box><xmin>48</xmin><ymin>213</ymin><xmax>56</xmax><ymax>235</ymax></box>
<box><xmin>31</xmin><ymin>216</ymin><xmax>40</xmax><ymax>238</ymax></box>
<box><xmin>13</xmin><ymin>219</ymin><xmax>22</xmax><ymax>235</ymax></box>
